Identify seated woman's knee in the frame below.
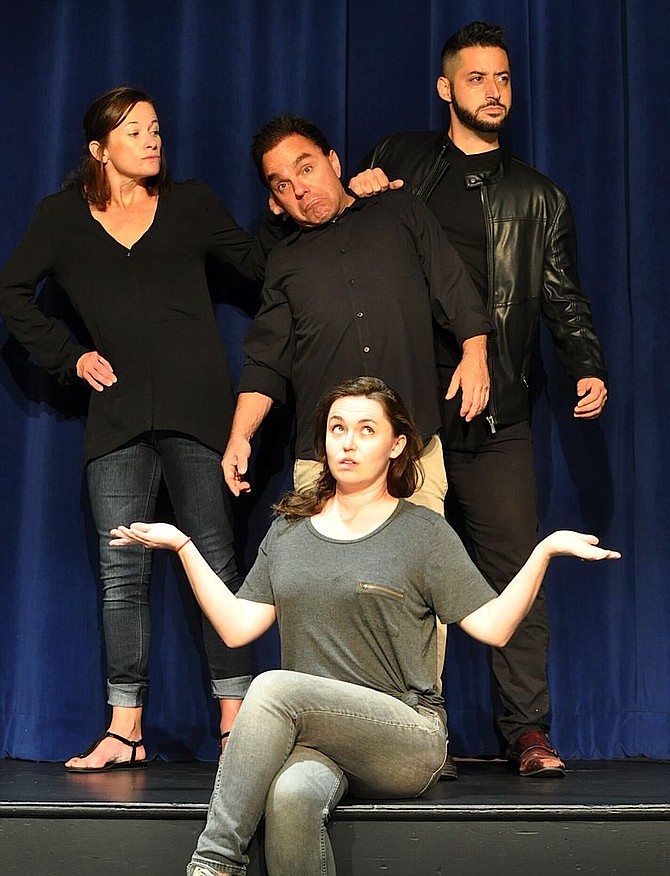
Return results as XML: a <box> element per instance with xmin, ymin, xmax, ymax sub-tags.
<box><xmin>245</xmin><ymin>668</ymin><xmax>304</xmax><ymax>702</ymax></box>
<box><xmin>267</xmin><ymin>753</ymin><xmax>343</xmax><ymax>825</ymax></box>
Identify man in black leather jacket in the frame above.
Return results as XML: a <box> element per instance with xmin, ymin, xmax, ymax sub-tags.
<box><xmin>350</xmin><ymin>21</ymin><xmax>608</xmax><ymax>777</ymax></box>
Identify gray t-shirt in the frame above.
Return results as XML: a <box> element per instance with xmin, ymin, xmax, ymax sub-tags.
<box><xmin>239</xmin><ymin>500</ymin><xmax>495</xmax><ymax>715</ymax></box>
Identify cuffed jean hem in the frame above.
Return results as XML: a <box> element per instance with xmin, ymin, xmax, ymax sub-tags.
<box><xmin>211</xmin><ymin>674</ymin><xmax>252</xmax><ymax>700</ymax></box>
<box><xmin>107</xmin><ymin>680</ymin><xmax>148</xmax><ymax>708</ymax></box>
<box><xmin>188</xmin><ymin>856</ymin><xmax>244</xmax><ymax>876</ymax></box>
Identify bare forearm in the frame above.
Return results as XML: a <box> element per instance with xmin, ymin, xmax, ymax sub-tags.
<box><xmin>465</xmin><ymin>546</ymin><xmax>550</xmax><ymax>646</ymax></box>
<box><xmin>459</xmin><ymin>531</ymin><xmax>620</xmax><ymax>646</ymax></box>
<box><xmin>223</xmin><ymin>391</ymin><xmax>274</xmax><ymax>494</ymax></box>
<box><xmin>461</xmin><ymin>333</ymin><xmax>488</xmax><ymax>357</ymax></box>
<box><xmin>230</xmin><ymin>391</ymin><xmax>273</xmax><ymax>442</ymax></box>
<box><xmin>178</xmin><ymin>541</ymin><xmax>275</xmax><ymax>647</ymax></box>
<box><xmin>110</xmin><ymin>522</ymin><xmax>276</xmax><ymax>641</ymax></box>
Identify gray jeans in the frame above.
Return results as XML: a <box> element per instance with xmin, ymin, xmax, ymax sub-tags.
<box><xmin>187</xmin><ymin>669</ymin><xmax>446</xmax><ymax>876</ymax></box>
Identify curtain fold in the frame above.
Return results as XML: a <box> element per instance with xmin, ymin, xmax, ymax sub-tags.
<box><xmin>1</xmin><ymin>0</ymin><xmax>667</xmax><ymax>761</ymax></box>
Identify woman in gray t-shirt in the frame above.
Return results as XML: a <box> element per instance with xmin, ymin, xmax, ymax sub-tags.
<box><xmin>112</xmin><ymin>376</ymin><xmax>619</xmax><ymax>876</ymax></box>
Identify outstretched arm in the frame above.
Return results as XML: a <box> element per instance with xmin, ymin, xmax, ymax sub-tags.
<box><xmin>459</xmin><ymin>531</ymin><xmax>620</xmax><ymax>646</ymax></box>
<box><xmin>110</xmin><ymin>522</ymin><xmax>276</xmax><ymax>646</ymax></box>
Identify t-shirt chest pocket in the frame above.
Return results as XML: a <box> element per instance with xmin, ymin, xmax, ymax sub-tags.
<box><xmin>356</xmin><ymin>581</ymin><xmax>405</xmax><ymax>638</ymax></box>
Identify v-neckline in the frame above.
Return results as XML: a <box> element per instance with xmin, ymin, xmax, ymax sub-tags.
<box><xmin>88</xmin><ymin>196</ymin><xmax>160</xmax><ymax>252</ymax></box>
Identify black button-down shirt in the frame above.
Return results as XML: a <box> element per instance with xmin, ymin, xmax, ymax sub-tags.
<box><xmin>239</xmin><ymin>190</ymin><xmax>492</xmax><ymax>460</ymax></box>
<box><xmin>0</xmin><ymin>182</ymin><xmax>276</xmax><ymax>461</ymax></box>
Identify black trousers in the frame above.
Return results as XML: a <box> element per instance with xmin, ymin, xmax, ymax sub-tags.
<box><xmin>444</xmin><ymin>419</ymin><xmax>550</xmax><ymax>746</ymax></box>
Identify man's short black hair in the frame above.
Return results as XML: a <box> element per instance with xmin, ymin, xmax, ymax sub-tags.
<box><xmin>440</xmin><ymin>21</ymin><xmax>508</xmax><ymax>76</ymax></box>
<box><xmin>251</xmin><ymin>114</ymin><xmax>332</xmax><ymax>187</ymax></box>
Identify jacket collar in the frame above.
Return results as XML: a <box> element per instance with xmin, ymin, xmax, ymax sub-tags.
<box><xmin>440</xmin><ymin>132</ymin><xmax>510</xmax><ymax>185</ymax></box>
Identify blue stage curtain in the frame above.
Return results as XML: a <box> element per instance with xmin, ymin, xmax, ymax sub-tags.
<box><xmin>0</xmin><ymin>0</ymin><xmax>667</xmax><ymax>762</ymax></box>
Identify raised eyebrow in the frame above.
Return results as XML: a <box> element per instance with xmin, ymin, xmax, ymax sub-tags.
<box><xmin>327</xmin><ymin>415</ymin><xmax>379</xmax><ymax>425</ymax></box>
<box><xmin>292</xmin><ymin>151</ymin><xmax>316</xmax><ymax>168</ymax></box>
<box><xmin>267</xmin><ymin>151</ymin><xmax>317</xmax><ymax>184</ymax></box>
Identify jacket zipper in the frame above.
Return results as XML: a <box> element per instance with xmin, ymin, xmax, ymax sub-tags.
<box><xmin>416</xmin><ymin>141</ymin><xmax>450</xmax><ymax>200</ymax></box>
<box><xmin>480</xmin><ymin>184</ymin><xmax>498</xmax><ymax>434</ymax></box>
<box><xmin>415</xmin><ymin>141</ymin><xmax>500</xmax><ymax>434</ymax></box>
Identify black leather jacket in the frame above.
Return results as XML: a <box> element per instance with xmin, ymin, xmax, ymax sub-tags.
<box><xmin>364</xmin><ymin>131</ymin><xmax>608</xmax><ymax>429</ymax></box>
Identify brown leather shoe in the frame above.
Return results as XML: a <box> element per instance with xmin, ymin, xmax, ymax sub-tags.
<box><xmin>508</xmin><ymin>730</ymin><xmax>566</xmax><ymax>777</ymax></box>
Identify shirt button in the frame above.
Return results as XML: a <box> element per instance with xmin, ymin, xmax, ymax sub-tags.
<box><xmin>348</xmin><ymin>279</ymin><xmax>355</xmax><ymax>285</ymax></box>
<box><xmin>357</xmin><ymin>312</ymin><xmax>364</xmax><ymax>318</ymax></box>
<box><xmin>339</xmin><ymin>248</ymin><xmax>346</xmax><ymax>254</ymax></box>
<box><xmin>363</xmin><ymin>346</ymin><xmax>371</xmax><ymax>353</ymax></box>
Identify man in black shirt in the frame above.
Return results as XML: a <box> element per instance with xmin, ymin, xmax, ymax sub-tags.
<box><xmin>222</xmin><ymin>114</ymin><xmax>492</xmax><ymax>517</ymax></box>
<box><xmin>350</xmin><ymin>21</ymin><xmax>608</xmax><ymax>776</ymax></box>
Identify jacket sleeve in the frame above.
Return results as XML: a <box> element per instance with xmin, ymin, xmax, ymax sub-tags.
<box><xmin>353</xmin><ymin>132</ymin><xmax>442</xmax><ymax>198</ymax></box>
<box><xmin>540</xmin><ymin>194</ymin><xmax>608</xmax><ymax>384</ymax></box>
<box><xmin>356</xmin><ymin>138</ymin><xmax>388</xmax><ymax>174</ymax></box>
<box><xmin>0</xmin><ymin>201</ymin><xmax>89</xmax><ymax>383</ymax></box>
<box><xmin>404</xmin><ymin>194</ymin><xmax>493</xmax><ymax>345</ymax></box>
<box><xmin>236</xmin><ymin>264</ymin><xmax>295</xmax><ymax>405</ymax></box>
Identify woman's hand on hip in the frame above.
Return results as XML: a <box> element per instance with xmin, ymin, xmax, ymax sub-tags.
<box><xmin>77</xmin><ymin>351</ymin><xmax>117</xmax><ymax>391</ymax></box>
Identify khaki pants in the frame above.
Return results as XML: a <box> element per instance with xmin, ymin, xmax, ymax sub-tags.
<box><xmin>293</xmin><ymin>434</ymin><xmax>448</xmax><ymax>687</ymax></box>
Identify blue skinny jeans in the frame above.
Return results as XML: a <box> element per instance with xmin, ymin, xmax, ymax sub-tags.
<box><xmin>86</xmin><ymin>432</ymin><xmax>251</xmax><ymax>707</ymax></box>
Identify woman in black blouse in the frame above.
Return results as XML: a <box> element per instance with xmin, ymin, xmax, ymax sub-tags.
<box><xmin>0</xmin><ymin>86</ymin><xmax>272</xmax><ymax>771</ymax></box>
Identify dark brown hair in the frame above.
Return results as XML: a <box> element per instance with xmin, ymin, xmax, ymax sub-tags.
<box><xmin>273</xmin><ymin>376</ymin><xmax>425</xmax><ymax>520</ymax></box>
<box><xmin>64</xmin><ymin>85</ymin><xmax>169</xmax><ymax>210</ymax></box>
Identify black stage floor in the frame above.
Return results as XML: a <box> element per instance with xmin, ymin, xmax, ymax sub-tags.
<box><xmin>1</xmin><ymin>758</ymin><xmax>669</xmax><ymax>875</ymax></box>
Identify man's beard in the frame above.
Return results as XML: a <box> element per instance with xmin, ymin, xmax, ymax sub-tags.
<box><xmin>450</xmin><ymin>89</ymin><xmax>508</xmax><ymax>134</ymax></box>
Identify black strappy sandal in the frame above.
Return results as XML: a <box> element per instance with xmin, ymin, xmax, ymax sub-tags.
<box><xmin>64</xmin><ymin>730</ymin><xmax>147</xmax><ymax>773</ymax></box>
